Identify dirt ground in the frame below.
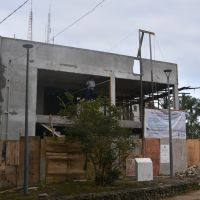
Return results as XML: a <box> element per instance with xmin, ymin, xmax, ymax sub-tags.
<box><xmin>163</xmin><ymin>189</ymin><xmax>200</xmax><ymax>200</ymax></box>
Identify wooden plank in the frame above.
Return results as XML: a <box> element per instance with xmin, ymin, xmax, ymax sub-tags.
<box><xmin>41</xmin><ymin>124</ymin><xmax>61</xmax><ymax>137</ymax></box>
<box><xmin>5</xmin><ymin>166</ymin><xmax>17</xmax><ymax>186</ymax></box>
<box><xmin>6</xmin><ymin>141</ymin><xmax>20</xmax><ymax>166</ymax></box>
<box><xmin>40</xmin><ymin>139</ymin><xmax>46</xmax><ymax>182</ymax></box>
<box><xmin>17</xmin><ymin>137</ymin><xmax>41</xmax><ymax>187</ymax></box>
<box><xmin>45</xmin><ymin>137</ymin><xmax>86</xmax><ymax>183</ymax></box>
<box><xmin>29</xmin><ymin>137</ymin><xmax>41</xmax><ymax>185</ymax></box>
<box><xmin>45</xmin><ymin>139</ymin><xmax>81</xmax><ymax>153</ymax></box>
<box><xmin>0</xmin><ymin>141</ymin><xmax>3</xmax><ymax>165</ymax></box>
<box><xmin>46</xmin><ymin>155</ymin><xmax>85</xmax><ymax>174</ymax></box>
<box><xmin>16</xmin><ymin>138</ymin><xmax>24</xmax><ymax>187</ymax></box>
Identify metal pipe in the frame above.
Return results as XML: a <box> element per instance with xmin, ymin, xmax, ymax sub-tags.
<box><xmin>149</xmin><ymin>34</ymin><xmax>154</xmax><ymax>105</ymax></box>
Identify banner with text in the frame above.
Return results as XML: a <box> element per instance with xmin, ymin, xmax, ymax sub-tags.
<box><xmin>144</xmin><ymin>109</ymin><xmax>186</xmax><ymax>139</ymax></box>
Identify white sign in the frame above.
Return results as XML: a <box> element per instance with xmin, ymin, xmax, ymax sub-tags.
<box><xmin>144</xmin><ymin>109</ymin><xmax>186</xmax><ymax>139</ymax></box>
<box><xmin>160</xmin><ymin>144</ymin><xmax>169</xmax><ymax>163</ymax></box>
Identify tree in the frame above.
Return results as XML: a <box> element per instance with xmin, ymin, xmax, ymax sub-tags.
<box><xmin>59</xmin><ymin>94</ymin><xmax>134</xmax><ymax>185</ymax></box>
<box><xmin>179</xmin><ymin>95</ymin><xmax>200</xmax><ymax>138</ymax></box>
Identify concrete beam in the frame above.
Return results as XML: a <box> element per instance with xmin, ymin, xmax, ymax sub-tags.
<box><xmin>173</xmin><ymin>84</ymin><xmax>179</xmax><ymax>110</ymax></box>
<box><xmin>36</xmin><ymin>115</ymin><xmax>72</xmax><ymax>126</ymax></box>
<box><xmin>37</xmin><ymin>115</ymin><xmax>141</xmax><ymax>129</ymax></box>
<box><xmin>110</xmin><ymin>73</ymin><xmax>116</xmax><ymax>105</ymax></box>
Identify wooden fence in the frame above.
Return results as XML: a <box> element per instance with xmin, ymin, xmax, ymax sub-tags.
<box><xmin>0</xmin><ymin>138</ymin><xmax>200</xmax><ymax>188</ymax></box>
<box><xmin>0</xmin><ymin>137</ymin><xmax>86</xmax><ymax>188</ymax></box>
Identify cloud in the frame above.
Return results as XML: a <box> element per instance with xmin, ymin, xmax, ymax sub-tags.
<box><xmin>1</xmin><ymin>0</ymin><xmax>200</xmax><ymax>97</ymax></box>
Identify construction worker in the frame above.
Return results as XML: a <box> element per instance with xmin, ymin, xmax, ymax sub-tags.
<box><xmin>85</xmin><ymin>77</ymin><xmax>95</xmax><ymax>100</ymax></box>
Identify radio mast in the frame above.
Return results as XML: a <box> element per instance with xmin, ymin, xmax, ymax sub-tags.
<box><xmin>27</xmin><ymin>0</ymin><xmax>33</xmax><ymax>40</ymax></box>
<box><xmin>46</xmin><ymin>4</ymin><xmax>51</xmax><ymax>43</ymax></box>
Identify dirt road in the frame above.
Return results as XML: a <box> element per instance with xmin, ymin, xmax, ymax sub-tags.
<box><xmin>163</xmin><ymin>190</ymin><xmax>200</xmax><ymax>200</ymax></box>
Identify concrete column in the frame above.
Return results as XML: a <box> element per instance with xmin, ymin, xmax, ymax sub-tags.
<box><xmin>173</xmin><ymin>84</ymin><xmax>179</xmax><ymax>110</ymax></box>
<box><xmin>28</xmin><ymin>67</ymin><xmax>38</xmax><ymax>136</ymax></box>
<box><xmin>110</xmin><ymin>73</ymin><xmax>116</xmax><ymax>105</ymax></box>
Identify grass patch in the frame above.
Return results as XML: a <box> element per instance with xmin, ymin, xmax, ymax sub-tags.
<box><xmin>0</xmin><ymin>180</ymin><xmax>158</xmax><ymax>200</ymax></box>
<box><xmin>1</xmin><ymin>177</ymin><xmax>198</xmax><ymax>200</ymax></box>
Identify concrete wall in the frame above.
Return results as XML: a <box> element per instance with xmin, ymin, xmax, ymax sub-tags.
<box><xmin>0</xmin><ymin>37</ymin><xmax>178</xmax><ymax>82</ymax></box>
<box><xmin>141</xmin><ymin>60</ymin><xmax>178</xmax><ymax>85</ymax></box>
<box><xmin>159</xmin><ymin>139</ymin><xmax>187</xmax><ymax>175</ymax></box>
<box><xmin>0</xmin><ymin>36</ymin><xmax>179</xmax><ymax>138</ymax></box>
<box><xmin>173</xmin><ymin>139</ymin><xmax>187</xmax><ymax>173</ymax></box>
<box><xmin>0</xmin><ymin>37</ymin><xmax>37</xmax><ymax>137</ymax></box>
<box><xmin>159</xmin><ymin>138</ymin><xmax>170</xmax><ymax>175</ymax></box>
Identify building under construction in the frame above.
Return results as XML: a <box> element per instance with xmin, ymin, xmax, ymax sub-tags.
<box><xmin>0</xmin><ymin>35</ymin><xmax>179</xmax><ymax>139</ymax></box>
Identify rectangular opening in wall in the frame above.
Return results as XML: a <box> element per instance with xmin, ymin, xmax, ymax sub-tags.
<box><xmin>36</xmin><ymin>69</ymin><xmax>109</xmax><ymax>115</ymax></box>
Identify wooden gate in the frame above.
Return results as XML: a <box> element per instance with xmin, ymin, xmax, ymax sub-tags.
<box><xmin>44</xmin><ymin>138</ymin><xmax>86</xmax><ymax>183</ymax></box>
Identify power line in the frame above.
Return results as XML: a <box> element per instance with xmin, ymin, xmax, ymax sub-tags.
<box><xmin>0</xmin><ymin>0</ymin><xmax>30</xmax><ymax>25</ymax></box>
<box><xmin>107</xmin><ymin>31</ymin><xmax>135</xmax><ymax>52</ymax></box>
<box><xmin>11</xmin><ymin>0</ymin><xmax>107</xmax><ymax>62</ymax></box>
<box><xmin>52</xmin><ymin>0</ymin><xmax>106</xmax><ymax>39</ymax></box>
<box><xmin>154</xmin><ymin>36</ymin><xmax>166</xmax><ymax>60</ymax></box>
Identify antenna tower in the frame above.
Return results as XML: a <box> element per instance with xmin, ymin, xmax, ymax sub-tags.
<box><xmin>27</xmin><ymin>0</ymin><xmax>33</xmax><ymax>40</ymax></box>
<box><xmin>46</xmin><ymin>4</ymin><xmax>51</xmax><ymax>43</ymax></box>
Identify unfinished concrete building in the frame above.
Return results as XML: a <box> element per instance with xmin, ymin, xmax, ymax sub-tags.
<box><xmin>0</xmin><ymin>36</ymin><xmax>179</xmax><ymax>139</ymax></box>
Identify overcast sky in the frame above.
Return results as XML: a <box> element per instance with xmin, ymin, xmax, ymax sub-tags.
<box><xmin>1</xmin><ymin>0</ymin><xmax>200</xmax><ymax>98</ymax></box>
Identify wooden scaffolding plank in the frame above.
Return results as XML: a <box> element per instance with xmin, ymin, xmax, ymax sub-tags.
<box><xmin>41</xmin><ymin>124</ymin><xmax>61</xmax><ymax>137</ymax></box>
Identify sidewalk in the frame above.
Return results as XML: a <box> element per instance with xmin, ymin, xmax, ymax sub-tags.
<box><xmin>162</xmin><ymin>189</ymin><xmax>200</xmax><ymax>200</ymax></box>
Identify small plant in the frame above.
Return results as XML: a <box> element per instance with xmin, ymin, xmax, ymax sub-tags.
<box><xmin>95</xmin><ymin>168</ymin><xmax>121</xmax><ymax>186</ymax></box>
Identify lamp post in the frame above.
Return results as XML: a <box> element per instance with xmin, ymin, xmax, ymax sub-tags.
<box><xmin>164</xmin><ymin>69</ymin><xmax>173</xmax><ymax>178</ymax></box>
<box><xmin>23</xmin><ymin>44</ymin><xmax>33</xmax><ymax>194</ymax></box>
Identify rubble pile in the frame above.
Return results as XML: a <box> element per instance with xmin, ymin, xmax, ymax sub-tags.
<box><xmin>175</xmin><ymin>164</ymin><xmax>200</xmax><ymax>177</ymax></box>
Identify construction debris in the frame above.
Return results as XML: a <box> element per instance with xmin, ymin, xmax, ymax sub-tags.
<box><xmin>38</xmin><ymin>193</ymin><xmax>48</xmax><ymax>199</ymax></box>
<box><xmin>175</xmin><ymin>164</ymin><xmax>200</xmax><ymax>177</ymax></box>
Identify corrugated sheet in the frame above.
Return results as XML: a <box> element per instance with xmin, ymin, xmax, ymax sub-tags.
<box><xmin>144</xmin><ymin>139</ymin><xmax>160</xmax><ymax>176</ymax></box>
<box><xmin>187</xmin><ymin>139</ymin><xmax>200</xmax><ymax>166</ymax></box>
